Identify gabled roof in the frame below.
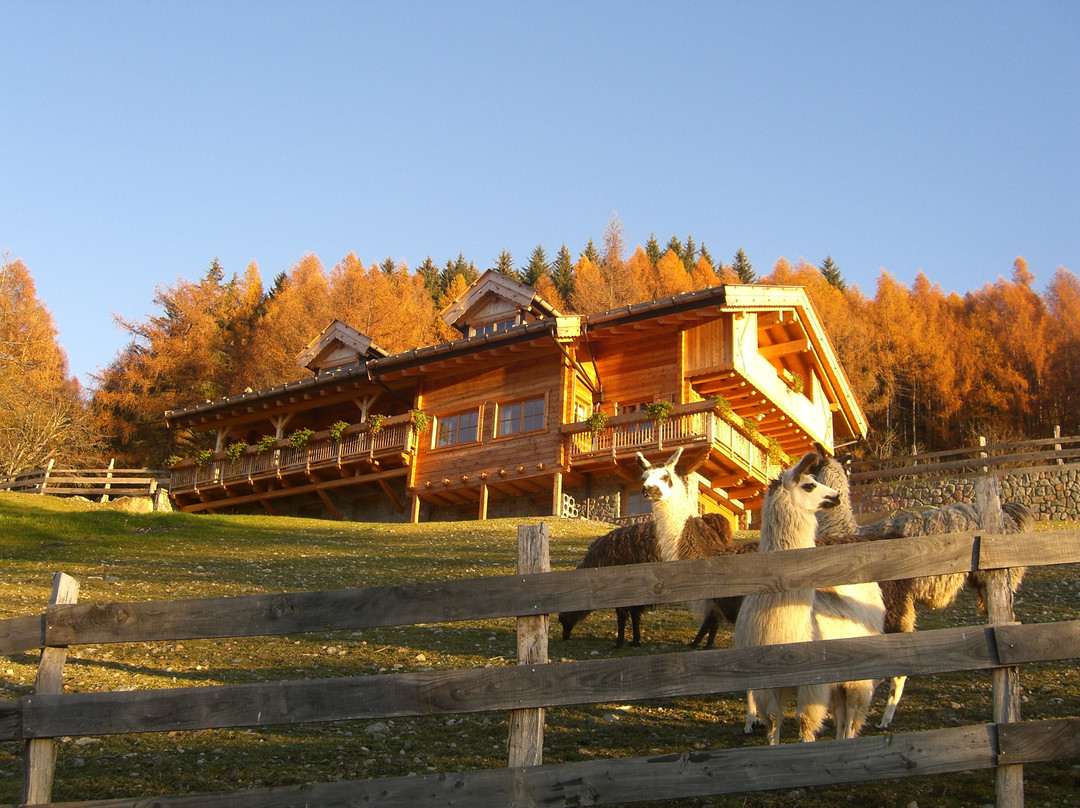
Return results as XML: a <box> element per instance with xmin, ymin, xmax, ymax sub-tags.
<box><xmin>439</xmin><ymin>269</ymin><xmax>562</xmax><ymax>332</ymax></box>
<box><xmin>296</xmin><ymin>319</ymin><xmax>390</xmax><ymax>373</ymax></box>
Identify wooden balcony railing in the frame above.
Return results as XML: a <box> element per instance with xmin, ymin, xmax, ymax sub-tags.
<box><xmin>170</xmin><ymin>419</ymin><xmax>414</xmax><ymax>492</ymax></box>
<box><xmin>563</xmin><ymin>400</ymin><xmax>777</xmax><ymax>484</ymax></box>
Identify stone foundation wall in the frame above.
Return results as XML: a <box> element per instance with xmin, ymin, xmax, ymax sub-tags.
<box><xmin>851</xmin><ymin>464</ymin><xmax>1080</xmax><ymax>521</ymax></box>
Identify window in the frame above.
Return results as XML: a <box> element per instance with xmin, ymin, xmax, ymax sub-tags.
<box><xmin>470</xmin><ymin>317</ymin><xmax>518</xmax><ymax>337</ymax></box>
<box><xmin>436</xmin><ymin>410</ymin><xmax>479</xmax><ymax>447</ymax></box>
<box><xmin>498</xmin><ymin>397</ymin><xmax>545</xmax><ymax>436</ymax></box>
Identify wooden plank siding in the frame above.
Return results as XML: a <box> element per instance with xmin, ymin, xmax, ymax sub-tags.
<box><xmin>413</xmin><ymin>353</ymin><xmax>566</xmax><ymax>511</ymax></box>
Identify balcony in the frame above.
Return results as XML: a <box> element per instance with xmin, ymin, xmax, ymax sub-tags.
<box><xmin>562</xmin><ymin>400</ymin><xmax>780</xmax><ymax>511</ymax></box>
<box><xmin>169</xmin><ymin>417</ymin><xmax>415</xmax><ymax>511</ymax></box>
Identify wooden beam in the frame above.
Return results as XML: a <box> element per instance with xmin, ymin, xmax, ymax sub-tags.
<box><xmin>317</xmin><ymin>489</ymin><xmax>343</xmax><ymax>521</ymax></box>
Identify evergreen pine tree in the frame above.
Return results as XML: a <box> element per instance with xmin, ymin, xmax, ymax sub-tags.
<box><xmin>552</xmin><ymin>244</ymin><xmax>575</xmax><ymax>301</ymax></box>
<box><xmin>523</xmin><ymin>245</ymin><xmax>550</xmax><ymax>287</ymax></box>
<box><xmin>380</xmin><ymin>257</ymin><xmax>396</xmax><ymax>276</ymax></box>
<box><xmin>819</xmin><ymin>255</ymin><xmax>847</xmax><ymax>292</ymax></box>
<box><xmin>683</xmin><ymin>235</ymin><xmax>697</xmax><ymax>272</ymax></box>
<box><xmin>416</xmin><ymin>256</ymin><xmax>441</xmax><ymax>300</ymax></box>
<box><xmin>732</xmin><ymin>249</ymin><xmax>756</xmax><ymax>283</ymax></box>
<box><xmin>645</xmin><ymin>233</ymin><xmax>662</xmax><ymax>267</ymax></box>
<box><xmin>582</xmin><ymin>239</ymin><xmax>600</xmax><ymax>263</ymax></box>
<box><xmin>665</xmin><ymin>235</ymin><xmax>683</xmax><ymax>261</ymax></box>
<box><xmin>491</xmin><ymin>249</ymin><xmax>518</xmax><ymax>280</ymax></box>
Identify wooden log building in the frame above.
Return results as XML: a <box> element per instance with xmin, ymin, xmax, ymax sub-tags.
<box><xmin>166</xmin><ymin>271</ymin><xmax>867</xmax><ymax>525</ymax></box>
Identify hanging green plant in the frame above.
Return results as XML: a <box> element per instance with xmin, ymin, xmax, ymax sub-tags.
<box><xmin>741</xmin><ymin>416</ymin><xmax>760</xmax><ymax>437</ymax></box>
<box><xmin>328</xmin><ymin>420</ymin><xmax>350</xmax><ymax>443</ymax></box>
<box><xmin>224</xmin><ymin>442</ymin><xmax>248</xmax><ymax>462</ymax></box>
<box><xmin>194</xmin><ymin>449</ymin><xmax>214</xmax><ymax>467</ymax></box>
<box><xmin>766</xmin><ymin>437</ymin><xmax>789</xmax><ymax>467</ymax></box>
<box><xmin>585</xmin><ymin>411</ymin><xmax>608</xmax><ymax>433</ymax></box>
<box><xmin>715</xmin><ymin>396</ymin><xmax>734</xmax><ymax>419</ymax></box>
<box><xmin>645</xmin><ymin>401</ymin><xmax>674</xmax><ymax>424</ymax></box>
<box><xmin>367</xmin><ymin>414</ymin><xmax>386</xmax><ymax>435</ymax></box>
<box><xmin>409</xmin><ymin>409</ymin><xmax>430</xmax><ymax>434</ymax></box>
<box><xmin>164</xmin><ymin>455</ymin><xmax>183</xmax><ymax>468</ymax></box>
<box><xmin>289</xmin><ymin>428</ymin><xmax>315</xmax><ymax>451</ymax></box>
<box><xmin>255</xmin><ymin>435</ymin><xmax>278</xmax><ymax>454</ymax></box>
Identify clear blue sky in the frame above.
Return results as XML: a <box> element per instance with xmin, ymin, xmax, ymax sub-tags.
<box><xmin>3</xmin><ymin>2</ymin><xmax>1077</xmax><ymax>388</ymax></box>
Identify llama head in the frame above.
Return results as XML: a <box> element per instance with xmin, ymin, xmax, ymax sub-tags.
<box><xmin>811</xmin><ymin>441</ymin><xmax>852</xmax><ymax>497</ymax></box>
<box><xmin>778</xmin><ymin>450</ymin><xmax>841</xmax><ymax>513</ymax></box>
<box><xmin>637</xmin><ymin>447</ymin><xmax>684</xmax><ymax>502</ymax></box>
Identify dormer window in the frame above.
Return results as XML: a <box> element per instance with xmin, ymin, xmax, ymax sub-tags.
<box><xmin>469</xmin><ymin>316</ymin><xmax>520</xmax><ymax>338</ymax></box>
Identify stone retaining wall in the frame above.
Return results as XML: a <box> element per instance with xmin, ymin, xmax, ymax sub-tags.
<box><xmin>851</xmin><ymin>464</ymin><xmax>1080</xmax><ymax>522</ymax></box>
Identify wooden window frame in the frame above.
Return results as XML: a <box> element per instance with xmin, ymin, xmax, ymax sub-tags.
<box><xmin>493</xmin><ymin>394</ymin><xmax>547</xmax><ymax>440</ymax></box>
<box><xmin>433</xmin><ymin>408</ymin><xmax>481</xmax><ymax>449</ymax></box>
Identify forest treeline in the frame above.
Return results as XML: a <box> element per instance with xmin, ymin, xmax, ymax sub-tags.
<box><xmin>3</xmin><ymin>218</ymin><xmax>1078</xmax><ymax>473</ymax></box>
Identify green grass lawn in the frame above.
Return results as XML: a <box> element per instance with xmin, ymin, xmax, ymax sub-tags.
<box><xmin>1</xmin><ymin>491</ymin><xmax>1078</xmax><ymax>807</ymax></box>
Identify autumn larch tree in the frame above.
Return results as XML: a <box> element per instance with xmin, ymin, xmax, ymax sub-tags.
<box><xmin>0</xmin><ymin>256</ymin><xmax>99</xmax><ymax>473</ymax></box>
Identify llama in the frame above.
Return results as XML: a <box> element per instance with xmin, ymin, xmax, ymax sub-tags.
<box><xmin>637</xmin><ymin>448</ymin><xmax>745</xmax><ymax>644</ymax></box>
<box><xmin>558</xmin><ymin>514</ymin><xmax>737</xmax><ymax>649</ymax></box>
<box><xmin>809</xmin><ymin>442</ymin><xmax>1034</xmax><ymax>728</ymax></box>
<box><xmin>557</xmin><ymin>521</ymin><xmax>659</xmax><ymax>649</ymax></box>
<box><xmin>732</xmin><ymin>451</ymin><xmax>885</xmax><ymax>744</ymax></box>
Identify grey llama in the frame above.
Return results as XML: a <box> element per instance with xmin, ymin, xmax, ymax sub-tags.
<box><xmin>733</xmin><ymin>451</ymin><xmax>886</xmax><ymax>744</ymax></box>
<box><xmin>810</xmin><ymin>442</ymin><xmax>1033</xmax><ymax>728</ymax></box>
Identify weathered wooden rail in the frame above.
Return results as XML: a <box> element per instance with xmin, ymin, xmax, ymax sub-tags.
<box><xmin>848</xmin><ymin>430</ymin><xmax>1080</xmax><ymax>484</ymax></box>
<box><xmin>2</xmin><ymin>489</ymin><xmax>1079</xmax><ymax>807</ymax></box>
<box><xmin>0</xmin><ymin>459</ymin><xmax>168</xmax><ymax>502</ymax></box>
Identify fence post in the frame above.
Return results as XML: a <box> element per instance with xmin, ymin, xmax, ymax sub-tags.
<box><xmin>508</xmin><ymin>523</ymin><xmax>549</xmax><ymax>770</ymax></box>
<box><xmin>101</xmin><ymin>457</ymin><xmax>116</xmax><ymax>503</ymax></box>
<box><xmin>38</xmin><ymin>458</ymin><xmax>54</xmax><ymax>495</ymax></box>
<box><xmin>1054</xmin><ymin>425</ymin><xmax>1062</xmax><ymax>465</ymax></box>
<box><xmin>23</xmin><ymin>572</ymin><xmax>80</xmax><ymax>805</ymax></box>
<box><xmin>975</xmin><ymin>476</ymin><xmax>1023</xmax><ymax>808</ymax></box>
<box><xmin>978</xmin><ymin>436</ymin><xmax>988</xmax><ymax>474</ymax></box>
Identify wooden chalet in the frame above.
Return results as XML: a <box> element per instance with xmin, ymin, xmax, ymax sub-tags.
<box><xmin>166</xmin><ymin>271</ymin><xmax>868</xmax><ymax>525</ymax></box>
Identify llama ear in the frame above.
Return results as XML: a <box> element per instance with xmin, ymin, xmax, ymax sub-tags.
<box><xmin>789</xmin><ymin>451</ymin><xmax>820</xmax><ymax>481</ymax></box>
<box><xmin>813</xmin><ymin>441</ymin><xmax>827</xmax><ymax>457</ymax></box>
<box><xmin>665</xmin><ymin>446</ymin><xmax>683</xmax><ymax>469</ymax></box>
<box><xmin>635</xmin><ymin>452</ymin><xmax>651</xmax><ymax>471</ymax></box>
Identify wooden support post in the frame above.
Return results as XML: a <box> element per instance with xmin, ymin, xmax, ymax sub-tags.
<box><xmin>100</xmin><ymin>457</ymin><xmax>115</xmax><ymax>503</ymax></box>
<box><xmin>409</xmin><ymin>494</ymin><xmax>421</xmax><ymax>524</ymax></box>
<box><xmin>38</xmin><ymin>458</ymin><xmax>54</xmax><ymax>495</ymax></box>
<box><xmin>976</xmin><ymin>476</ymin><xmax>1023</xmax><ymax>808</ymax></box>
<box><xmin>24</xmin><ymin>572</ymin><xmax>80</xmax><ymax>805</ymax></box>
<box><xmin>507</xmin><ymin>523</ymin><xmax>549</xmax><ymax>770</ymax></box>
<box><xmin>551</xmin><ymin>471</ymin><xmax>563</xmax><ymax>518</ymax></box>
<box><xmin>478</xmin><ymin>483</ymin><xmax>489</xmax><ymax>521</ymax></box>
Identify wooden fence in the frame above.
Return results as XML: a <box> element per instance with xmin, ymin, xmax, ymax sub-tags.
<box><xmin>2</xmin><ymin>481</ymin><xmax>1079</xmax><ymax>807</ymax></box>
<box><xmin>0</xmin><ymin>459</ymin><xmax>169</xmax><ymax>503</ymax></box>
<box><xmin>847</xmin><ymin>429</ymin><xmax>1080</xmax><ymax>485</ymax></box>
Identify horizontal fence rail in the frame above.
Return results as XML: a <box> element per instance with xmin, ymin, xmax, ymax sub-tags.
<box><xmin>0</xmin><ymin>462</ymin><xmax>168</xmax><ymax>500</ymax></box>
<box><xmin>3</xmin><ymin>521</ymin><xmax>1079</xmax><ymax>806</ymax></box>
<box><xmin>849</xmin><ymin>432</ymin><xmax>1080</xmax><ymax>484</ymax></box>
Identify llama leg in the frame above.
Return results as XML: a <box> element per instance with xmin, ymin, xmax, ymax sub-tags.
<box><xmin>877</xmin><ymin>675</ymin><xmax>906</xmax><ymax>729</ymax></box>
<box><xmin>831</xmin><ymin>685</ymin><xmax>850</xmax><ymax>740</ymax></box>
<box><xmin>796</xmin><ymin>683</ymin><xmax>829</xmax><ymax>742</ymax></box>
<box><xmin>629</xmin><ymin>607</ymin><xmax>643</xmax><ymax>647</ymax></box>
<box><xmin>742</xmin><ymin>690</ymin><xmax>759</xmax><ymax>735</ymax></box>
<box><xmin>614</xmin><ymin>608</ymin><xmax>628</xmax><ymax>649</ymax></box>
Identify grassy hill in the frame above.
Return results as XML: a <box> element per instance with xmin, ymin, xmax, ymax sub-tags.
<box><xmin>1</xmin><ymin>492</ymin><xmax>1077</xmax><ymax>807</ymax></box>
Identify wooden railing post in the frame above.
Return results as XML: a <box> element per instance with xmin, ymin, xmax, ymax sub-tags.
<box><xmin>38</xmin><ymin>458</ymin><xmax>54</xmax><ymax>495</ymax></box>
<box><xmin>975</xmin><ymin>476</ymin><xmax>1023</xmax><ymax>808</ymax></box>
<box><xmin>100</xmin><ymin>457</ymin><xmax>116</xmax><ymax>503</ymax></box>
<box><xmin>1054</xmin><ymin>425</ymin><xmax>1062</xmax><ymax>465</ymax></box>
<box><xmin>23</xmin><ymin>571</ymin><xmax>80</xmax><ymax>805</ymax></box>
<box><xmin>508</xmin><ymin>523</ymin><xmax>549</xmax><ymax>770</ymax></box>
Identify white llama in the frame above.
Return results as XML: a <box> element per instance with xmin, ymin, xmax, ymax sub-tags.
<box><xmin>732</xmin><ymin>451</ymin><xmax>885</xmax><ymax>744</ymax></box>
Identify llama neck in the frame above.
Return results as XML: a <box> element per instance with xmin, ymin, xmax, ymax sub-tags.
<box><xmin>652</xmin><ymin>480</ymin><xmax>695</xmax><ymax>562</ymax></box>
<box><xmin>759</xmin><ymin>489</ymin><xmax>818</xmax><ymax>553</ymax></box>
